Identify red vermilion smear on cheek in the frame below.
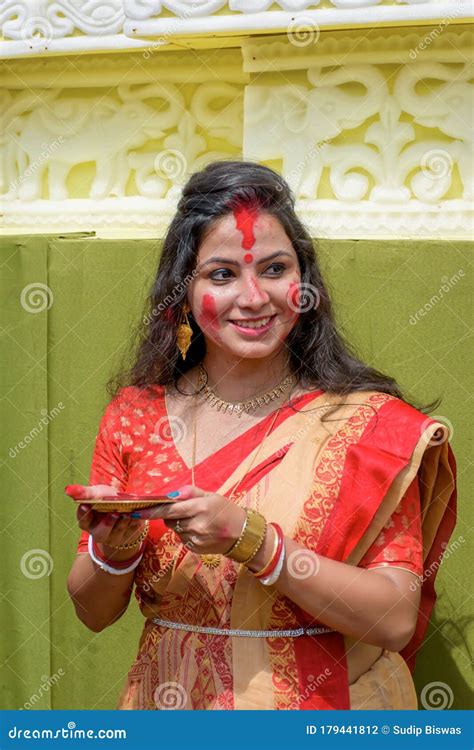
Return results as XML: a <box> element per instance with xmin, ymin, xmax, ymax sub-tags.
<box><xmin>234</xmin><ymin>205</ymin><xmax>258</xmax><ymax>250</ymax></box>
<box><xmin>201</xmin><ymin>293</ymin><xmax>220</xmax><ymax>330</ymax></box>
<box><xmin>288</xmin><ymin>281</ymin><xmax>301</xmax><ymax>314</ymax></box>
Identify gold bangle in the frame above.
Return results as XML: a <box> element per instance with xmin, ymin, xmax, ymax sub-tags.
<box><xmin>226</xmin><ymin>510</ymin><xmax>267</xmax><ymax>564</ymax></box>
<box><xmin>110</xmin><ymin>520</ymin><xmax>149</xmax><ymax>550</ymax></box>
<box><xmin>225</xmin><ymin>511</ymin><xmax>249</xmax><ymax>558</ymax></box>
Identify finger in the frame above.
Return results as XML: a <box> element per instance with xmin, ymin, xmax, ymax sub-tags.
<box><xmin>130</xmin><ymin>498</ymin><xmax>203</xmax><ymax>521</ymax></box>
<box><xmin>165</xmin><ymin>485</ymin><xmax>207</xmax><ymax>501</ymax></box>
<box><xmin>109</xmin><ymin>516</ymin><xmax>144</xmax><ymax>545</ymax></box>
<box><xmin>88</xmin><ymin>513</ymin><xmax>118</xmax><ymax>543</ymax></box>
<box><xmin>77</xmin><ymin>504</ymin><xmax>98</xmax><ymax>530</ymax></box>
<box><xmin>66</xmin><ymin>484</ymin><xmax>119</xmax><ymax>500</ymax></box>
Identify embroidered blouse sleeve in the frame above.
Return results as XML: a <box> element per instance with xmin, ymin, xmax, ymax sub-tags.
<box><xmin>358</xmin><ymin>476</ymin><xmax>423</xmax><ymax>576</ymax></box>
<box><xmin>75</xmin><ymin>398</ymin><xmax>128</xmax><ymax>553</ymax></box>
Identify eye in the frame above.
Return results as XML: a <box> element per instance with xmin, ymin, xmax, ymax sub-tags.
<box><xmin>264</xmin><ymin>263</ymin><xmax>286</xmax><ymax>275</ymax></box>
<box><xmin>209</xmin><ymin>268</ymin><xmax>234</xmax><ymax>281</ymax></box>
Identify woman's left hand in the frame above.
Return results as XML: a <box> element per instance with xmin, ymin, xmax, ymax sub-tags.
<box><xmin>129</xmin><ymin>485</ymin><xmax>246</xmax><ymax>555</ymax></box>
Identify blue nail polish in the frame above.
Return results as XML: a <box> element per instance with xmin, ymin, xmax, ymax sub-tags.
<box><xmin>130</xmin><ymin>512</ymin><xmax>142</xmax><ymax>518</ymax></box>
<box><xmin>166</xmin><ymin>491</ymin><xmax>180</xmax><ymax>499</ymax></box>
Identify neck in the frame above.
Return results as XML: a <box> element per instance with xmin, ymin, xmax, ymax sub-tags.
<box><xmin>201</xmin><ymin>349</ymin><xmax>292</xmax><ymax>402</ymax></box>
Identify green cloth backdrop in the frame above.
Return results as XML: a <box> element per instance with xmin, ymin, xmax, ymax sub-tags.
<box><xmin>0</xmin><ymin>233</ymin><xmax>472</xmax><ymax>710</ymax></box>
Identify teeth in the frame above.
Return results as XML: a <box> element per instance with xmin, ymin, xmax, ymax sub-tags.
<box><xmin>232</xmin><ymin>316</ymin><xmax>272</xmax><ymax>329</ymax></box>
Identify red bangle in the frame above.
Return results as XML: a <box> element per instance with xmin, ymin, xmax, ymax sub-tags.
<box><xmin>91</xmin><ymin>537</ymin><xmax>145</xmax><ymax>568</ymax></box>
<box><xmin>254</xmin><ymin>523</ymin><xmax>284</xmax><ymax>579</ymax></box>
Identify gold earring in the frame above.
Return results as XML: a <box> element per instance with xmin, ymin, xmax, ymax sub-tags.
<box><xmin>177</xmin><ymin>303</ymin><xmax>193</xmax><ymax>360</ymax></box>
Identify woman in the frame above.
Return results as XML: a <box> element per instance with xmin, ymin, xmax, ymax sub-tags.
<box><xmin>67</xmin><ymin>161</ymin><xmax>457</xmax><ymax>710</ymax></box>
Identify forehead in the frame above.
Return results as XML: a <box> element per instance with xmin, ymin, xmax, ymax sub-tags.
<box><xmin>197</xmin><ymin>211</ymin><xmax>294</xmax><ymax>258</ymax></box>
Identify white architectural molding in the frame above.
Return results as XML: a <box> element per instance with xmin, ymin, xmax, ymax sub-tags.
<box><xmin>1</xmin><ymin>0</ymin><xmax>472</xmax><ymax>58</ymax></box>
<box><xmin>123</xmin><ymin>1</ymin><xmax>473</xmax><ymax>42</ymax></box>
<box><xmin>242</xmin><ymin>26</ymin><xmax>474</xmax><ymax>69</ymax></box>
<box><xmin>1</xmin><ymin>27</ymin><xmax>472</xmax><ymax>238</ymax></box>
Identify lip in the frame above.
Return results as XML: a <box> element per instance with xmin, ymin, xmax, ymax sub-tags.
<box><xmin>228</xmin><ymin>314</ymin><xmax>276</xmax><ymax>336</ymax></box>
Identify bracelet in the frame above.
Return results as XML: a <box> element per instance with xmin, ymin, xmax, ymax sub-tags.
<box><xmin>91</xmin><ymin>537</ymin><xmax>144</xmax><ymax>568</ymax></box>
<box><xmin>259</xmin><ymin>540</ymin><xmax>286</xmax><ymax>586</ymax></box>
<box><xmin>108</xmin><ymin>519</ymin><xmax>150</xmax><ymax>550</ymax></box>
<box><xmin>225</xmin><ymin>509</ymin><xmax>267</xmax><ymax>565</ymax></box>
<box><xmin>252</xmin><ymin>523</ymin><xmax>282</xmax><ymax>578</ymax></box>
<box><xmin>88</xmin><ymin>535</ymin><xmax>144</xmax><ymax>575</ymax></box>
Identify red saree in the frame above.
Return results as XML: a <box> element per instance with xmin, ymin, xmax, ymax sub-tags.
<box><xmin>76</xmin><ymin>385</ymin><xmax>457</xmax><ymax>710</ymax></box>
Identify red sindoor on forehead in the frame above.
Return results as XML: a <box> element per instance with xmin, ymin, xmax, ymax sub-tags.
<box><xmin>233</xmin><ymin>204</ymin><xmax>259</xmax><ymax>251</ymax></box>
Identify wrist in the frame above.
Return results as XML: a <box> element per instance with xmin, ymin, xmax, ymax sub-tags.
<box><xmin>96</xmin><ymin>520</ymin><xmax>149</xmax><ymax>561</ymax></box>
<box><xmin>244</xmin><ymin>524</ymin><xmax>275</xmax><ymax>573</ymax></box>
<box><xmin>88</xmin><ymin>535</ymin><xmax>144</xmax><ymax>576</ymax></box>
<box><xmin>96</xmin><ymin>538</ymin><xmax>147</xmax><ymax>563</ymax></box>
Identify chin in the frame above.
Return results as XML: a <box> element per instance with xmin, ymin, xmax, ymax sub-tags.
<box><xmin>220</xmin><ymin>337</ymin><xmax>287</xmax><ymax>360</ymax></box>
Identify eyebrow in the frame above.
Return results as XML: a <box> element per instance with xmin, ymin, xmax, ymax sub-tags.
<box><xmin>198</xmin><ymin>250</ymin><xmax>293</xmax><ymax>269</ymax></box>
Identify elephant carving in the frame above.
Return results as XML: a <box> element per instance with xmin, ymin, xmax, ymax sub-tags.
<box><xmin>243</xmin><ymin>65</ymin><xmax>388</xmax><ymax>198</ymax></box>
<box><xmin>393</xmin><ymin>63</ymin><xmax>473</xmax><ymax>200</ymax></box>
<box><xmin>8</xmin><ymin>83</ymin><xmax>184</xmax><ymax>201</ymax></box>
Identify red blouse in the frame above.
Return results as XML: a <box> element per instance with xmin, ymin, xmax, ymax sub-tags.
<box><xmin>76</xmin><ymin>386</ymin><xmax>423</xmax><ymax>577</ymax></box>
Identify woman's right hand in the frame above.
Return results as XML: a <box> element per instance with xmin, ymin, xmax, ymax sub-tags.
<box><xmin>74</xmin><ymin>484</ymin><xmax>147</xmax><ymax>560</ymax></box>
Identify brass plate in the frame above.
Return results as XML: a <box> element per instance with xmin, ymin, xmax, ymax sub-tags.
<box><xmin>73</xmin><ymin>497</ymin><xmax>174</xmax><ymax>513</ymax></box>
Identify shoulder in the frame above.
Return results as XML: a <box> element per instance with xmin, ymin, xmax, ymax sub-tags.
<box><xmin>320</xmin><ymin>389</ymin><xmax>437</xmax><ymax>443</ymax></box>
<box><xmin>103</xmin><ymin>384</ymin><xmax>166</xmax><ymax>421</ymax></box>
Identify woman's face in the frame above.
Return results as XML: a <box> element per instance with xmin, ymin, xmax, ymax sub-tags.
<box><xmin>187</xmin><ymin>208</ymin><xmax>302</xmax><ymax>361</ymax></box>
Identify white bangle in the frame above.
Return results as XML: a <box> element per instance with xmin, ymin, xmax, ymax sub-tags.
<box><xmin>259</xmin><ymin>542</ymin><xmax>286</xmax><ymax>586</ymax></box>
<box><xmin>87</xmin><ymin>534</ymin><xmax>144</xmax><ymax>575</ymax></box>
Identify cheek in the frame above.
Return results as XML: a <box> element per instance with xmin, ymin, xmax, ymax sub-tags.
<box><xmin>287</xmin><ymin>280</ymin><xmax>301</xmax><ymax>318</ymax></box>
<box><xmin>196</xmin><ymin>293</ymin><xmax>222</xmax><ymax>339</ymax></box>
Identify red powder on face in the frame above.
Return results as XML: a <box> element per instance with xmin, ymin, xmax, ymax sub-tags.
<box><xmin>233</xmin><ymin>204</ymin><xmax>259</xmax><ymax>250</ymax></box>
<box><xmin>288</xmin><ymin>281</ymin><xmax>300</xmax><ymax>310</ymax></box>
<box><xmin>201</xmin><ymin>293</ymin><xmax>220</xmax><ymax>330</ymax></box>
<box><xmin>243</xmin><ymin>253</ymin><xmax>253</xmax><ymax>263</ymax></box>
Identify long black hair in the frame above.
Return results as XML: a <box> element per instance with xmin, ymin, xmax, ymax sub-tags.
<box><xmin>106</xmin><ymin>160</ymin><xmax>440</xmax><ymax>414</ymax></box>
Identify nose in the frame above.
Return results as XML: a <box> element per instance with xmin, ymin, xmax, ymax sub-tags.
<box><xmin>236</xmin><ymin>272</ymin><xmax>270</xmax><ymax>310</ymax></box>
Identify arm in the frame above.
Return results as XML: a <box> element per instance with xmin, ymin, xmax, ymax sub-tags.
<box><xmin>67</xmin><ymin>396</ymin><xmax>143</xmax><ymax>632</ymax></box>
<box><xmin>248</xmin><ymin>476</ymin><xmax>423</xmax><ymax>651</ymax></box>
<box><xmin>247</xmin><ymin>534</ymin><xmax>421</xmax><ymax>652</ymax></box>
<box><xmin>67</xmin><ymin>499</ymin><xmax>147</xmax><ymax>633</ymax></box>
<box><xmin>133</xmin><ymin>483</ymin><xmax>422</xmax><ymax>652</ymax></box>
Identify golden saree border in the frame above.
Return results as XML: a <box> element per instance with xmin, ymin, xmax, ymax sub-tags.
<box><xmin>231</xmin><ymin>391</ymin><xmax>394</xmax><ymax>709</ymax></box>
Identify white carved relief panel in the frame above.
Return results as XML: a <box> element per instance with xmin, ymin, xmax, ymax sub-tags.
<box><xmin>244</xmin><ymin>62</ymin><xmax>472</xmax><ymax>202</ymax></box>
<box><xmin>0</xmin><ymin>1</ymin><xmax>125</xmax><ymax>40</ymax></box>
<box><xmin>0</xmin><ymin>53</ymin><xmax>243</xmax><ymax>223</ymax></box>
<box><xmin>1</xmin><ymin>28</ymin><xmax>472</xmax><ymax>238</ymax></box>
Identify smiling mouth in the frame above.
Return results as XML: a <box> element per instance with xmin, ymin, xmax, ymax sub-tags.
<box><xmin>228</xmin><ymin>314</ymin><xmax>276</xmax><ymax>329</ymax></box>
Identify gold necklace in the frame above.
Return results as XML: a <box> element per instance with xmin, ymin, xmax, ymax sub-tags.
<box><xmin>197</xmin><ymin>362</ymin><xmax>297</xmax><ymax>418</ymax></box>
<box><xmin>192</xmin><ymin>385</ymin><xmax>286</xmax><ymax>569</ymax></box>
